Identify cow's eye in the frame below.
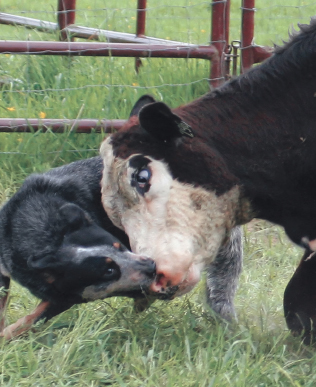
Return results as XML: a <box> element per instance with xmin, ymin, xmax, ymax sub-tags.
<box><xmin>132</xmin><ymin>167</ymin><xmax>151</xmax><ymax>195</ymax></box>
<box><xmin>136</xmin><ymin>168</ymin><xmax>151</xmax><ymax>187</ymax></box>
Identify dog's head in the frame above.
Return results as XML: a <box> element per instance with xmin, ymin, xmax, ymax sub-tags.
<box><xmin>28</xmin><ymin>203</ymin><xmax>156</xmax><ymax>303</ymax></box>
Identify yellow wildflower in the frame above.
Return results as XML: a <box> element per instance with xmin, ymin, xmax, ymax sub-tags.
<box><xmin>132</xmin><ymin>82</ymin><xmax>139</xmax><ymax>87</ymax></box>
<box><xmin>39</xmin><ymin>111</ymin><xmax>46</xmax><ymax>119</ymax></box>
<box><xmin>131</xmin><ymin>16</ymin><xmax>136</xmax><ymax>20</ymax></box>
<box><xmin>6</xmin><ymin>107</ymin><xmax>15</xmax><ymax>111</ymax></box>
<box><xmin>201</xmin><ymin>29</ymin><xmax>206</xmax><ymax>33</ymax></box>
<box><xmin>17</xmin><ymin>138</ymin><xmax>23</xmax><ymax>142</ymax></box>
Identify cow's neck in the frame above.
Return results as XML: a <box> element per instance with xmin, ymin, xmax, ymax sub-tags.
<box><xmin>174</xmin><ymin>57</ymin><xmax>316</xmax><ymax>243</ymax></box>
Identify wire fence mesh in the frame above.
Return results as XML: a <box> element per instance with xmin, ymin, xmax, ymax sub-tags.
<box><xmin>0</xmin><ymin>0</ymin><xmax>314</xmax><ymax>186</ymax></box>
<box><xmin>0</xmin><ymin>1</ymin><xmax>314</xmax><ymax>118</ymax></box>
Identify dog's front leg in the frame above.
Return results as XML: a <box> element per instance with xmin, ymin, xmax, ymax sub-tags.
<box><xmin>206</xmin><ymin>227</ymin><xmax>243</xmax><ymax>321</ymax></box>
<box><xmin>0</xmin><ymin>301</ymin><xmax>72</xmax><ymax>340</ymax></box>
<box><xmin>0</xmin><ymin>301</ymin><xmax>50</xmax><ymax>340</ymax></box>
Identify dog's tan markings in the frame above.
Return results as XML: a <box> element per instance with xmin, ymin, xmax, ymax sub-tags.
<box><xmin>105</xmin><ymin>257</ymin><xmax>113</xmax><ymax>264</ymax></box>
<box><xmin>42</xmin><ymin>272</ymin><xmax>55</xmax><ymax>284</ymax></box>
<box><xmin>113</xmin><ymin>242</ymin><xmax>121</xmax><ymax>249</ymax></box>
<box><xmin>0</xmin><ymin>301</ymin><xmax>50</xmax><ymax>340</ymax></box>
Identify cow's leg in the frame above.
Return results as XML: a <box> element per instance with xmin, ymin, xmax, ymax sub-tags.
<box><xmin>206</xmin><ymin>226</ymin><xmax>243</xmax><ymax>321</ymax></box>
<box><xmin>0</xmin><ymin>301</ymin><xmax>73</xmax><ymax>340</ymax></box>
<box><xmin>284</xmin><ymin>249</ymin><xmax>316</xmax><ymax>344</ymax></box>
<box><xmin>0</xmin><ymin>273</ymin><xmax>10</xmax><ymax>331</ymax></box>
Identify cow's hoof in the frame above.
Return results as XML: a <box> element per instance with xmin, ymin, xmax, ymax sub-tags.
<box><xmin>285</xmin><ymin>311</ymin><xmax>316</xmax><ymax>345</ymax></box>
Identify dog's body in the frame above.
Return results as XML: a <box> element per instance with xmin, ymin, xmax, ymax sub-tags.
<box><xmin>0</xmin><ymin>157</ymin><xmax>156</xmax><ymax>339</ymax></box>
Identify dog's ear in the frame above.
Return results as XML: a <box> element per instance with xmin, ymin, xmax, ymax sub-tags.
<box><xmin>27</xmin><ymin>204</ymin><xmax>89</xmax><ymax>270</ymax></box>
<box><xmin>129</xmin><ymin>95</ymin><xmax>156</xmax><ymax>117</ymax></box>
<box><xmin>28</xmin><ymin>254</ymin><xmax>59</xmax><ymax>270</ymax></box>
<box><xmin>59</xmin><ymin>203</ymin><xmax>89</xmax><ymax>233</ymax></box>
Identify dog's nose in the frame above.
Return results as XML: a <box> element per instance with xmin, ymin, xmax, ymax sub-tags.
<box><xmin>137</xmin><ymin>257</ymin><xmax>156</xmax><ymax>276</ymax></box>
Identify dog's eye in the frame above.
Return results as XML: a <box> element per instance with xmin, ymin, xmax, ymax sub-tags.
<box><xmin>103</xmin><ymin>266</ymin><xmax>118</xmax><ymax>279</ymax></box>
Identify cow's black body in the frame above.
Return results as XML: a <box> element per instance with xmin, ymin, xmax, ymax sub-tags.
<box><xmin>180</xmin><ymin>29</ymin><xmax>316</xmax><ymax>245</ymax></box>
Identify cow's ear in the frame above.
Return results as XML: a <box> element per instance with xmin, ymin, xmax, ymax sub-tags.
<box><xmin>129</xmin><ymin>95</ymin><xmax>156</xmax><ymax>117</ymax></box>
<box><xmin>139</xmin><ymin>102</ymin><xmax>194</xmax><ymax>142</ymax></box>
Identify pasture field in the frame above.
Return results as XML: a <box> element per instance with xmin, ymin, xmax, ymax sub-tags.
<box><xmin>0</xmin><ymin>1</ymin><xmax>315</xmax><ymax>386</ymax></box>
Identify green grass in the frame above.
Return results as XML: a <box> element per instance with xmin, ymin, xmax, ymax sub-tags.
<box><xmin>1</xmin><ymin>222</ymin><xmax>313</xmax><ymax>386</ymax></box>
<box><xmin>0</xmin><ymin>1</ymin><xmax>316</xmax><ymax>386</ymax></box>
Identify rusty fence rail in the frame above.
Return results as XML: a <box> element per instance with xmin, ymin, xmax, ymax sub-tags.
<box><xmin>0</xmin><ymin>12</ymin><xmax>199</xmax><ymax>47</ymax></box>
<box><xmin>0</xmin><ymin>119</ymin><xmax>127</xmax><ymax>133</ymax></box>
<box><xmin>0</xmin><ymin>41</ymin><xmax>218</xmax><ymax>60</ymax></box>
<box><xmin>0</xmin><ymin>0</ymin><xmax>273</xmax><ymax>133</ymax></box>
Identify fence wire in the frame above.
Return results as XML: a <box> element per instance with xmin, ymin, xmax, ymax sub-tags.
<box><xmin>0</xmin><ymin>0</ymin><xmax>314</xmax><ymax>178</ymax></box>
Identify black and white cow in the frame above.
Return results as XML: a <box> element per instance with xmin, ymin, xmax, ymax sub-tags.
<box><xmin>100</xmin><ymin>19</ymin><xmax>316</xmax><ymax>341</ymax></box>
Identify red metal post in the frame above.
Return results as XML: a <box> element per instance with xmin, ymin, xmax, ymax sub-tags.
<box><xmin>240</xmin><ymin>0</ymin><xmax>273</xmax><ymax>72</ymax></box>
<box><xmin>240</xmin><ymin>0</ymin><xmax>255</xmax><ymax>72</ymax></box>
<box><xmin>210</xmin><ymin>0</ymin><xmax>230</xmax><ymax>88</ymax></box>
<box><xmin>57</xmin><ymin>0</ymin><xmax>76</xmax><ymax>42</ymax></box>
<box><xmin>224</xmin><ymin>0</ymin><xmax>231</xmax><ymax>78</ymax></box>
<box><xmin>135</xmin><ymin>0</ymin><xmax>147</xmax><ymax>72</ymax></box>
<box><xmin>136</xmin><ymin>0</ymin><xmax>147</xmax><ymax>37</ymax></box>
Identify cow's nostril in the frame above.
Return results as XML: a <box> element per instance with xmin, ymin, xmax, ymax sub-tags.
<box><xmin>150</xmin><ymin>270</ymin><xmax>184</xmax><ymax>293</ymax></box>
<box><xmin>156</xmin><ymin>273</ymin><xmax>171</xmax><ymax>288</ymax></box>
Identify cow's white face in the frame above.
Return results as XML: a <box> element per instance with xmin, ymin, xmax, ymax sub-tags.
<box><xmin>100</xmin><ymin>137</ymin><xmax>241</xmax><ymax>297</ymax></box>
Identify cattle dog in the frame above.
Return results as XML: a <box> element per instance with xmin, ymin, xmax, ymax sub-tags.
<box><xmin>0</xmin><ymin>157</ymin><xmax>156</xmax><ymax>339</ymax></box>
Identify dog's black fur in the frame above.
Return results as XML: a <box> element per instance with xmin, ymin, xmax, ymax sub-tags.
<box><xmin>0</xmin><ymin>157</ymin><xmax>156</xmax><ymax>337</ymax></box>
